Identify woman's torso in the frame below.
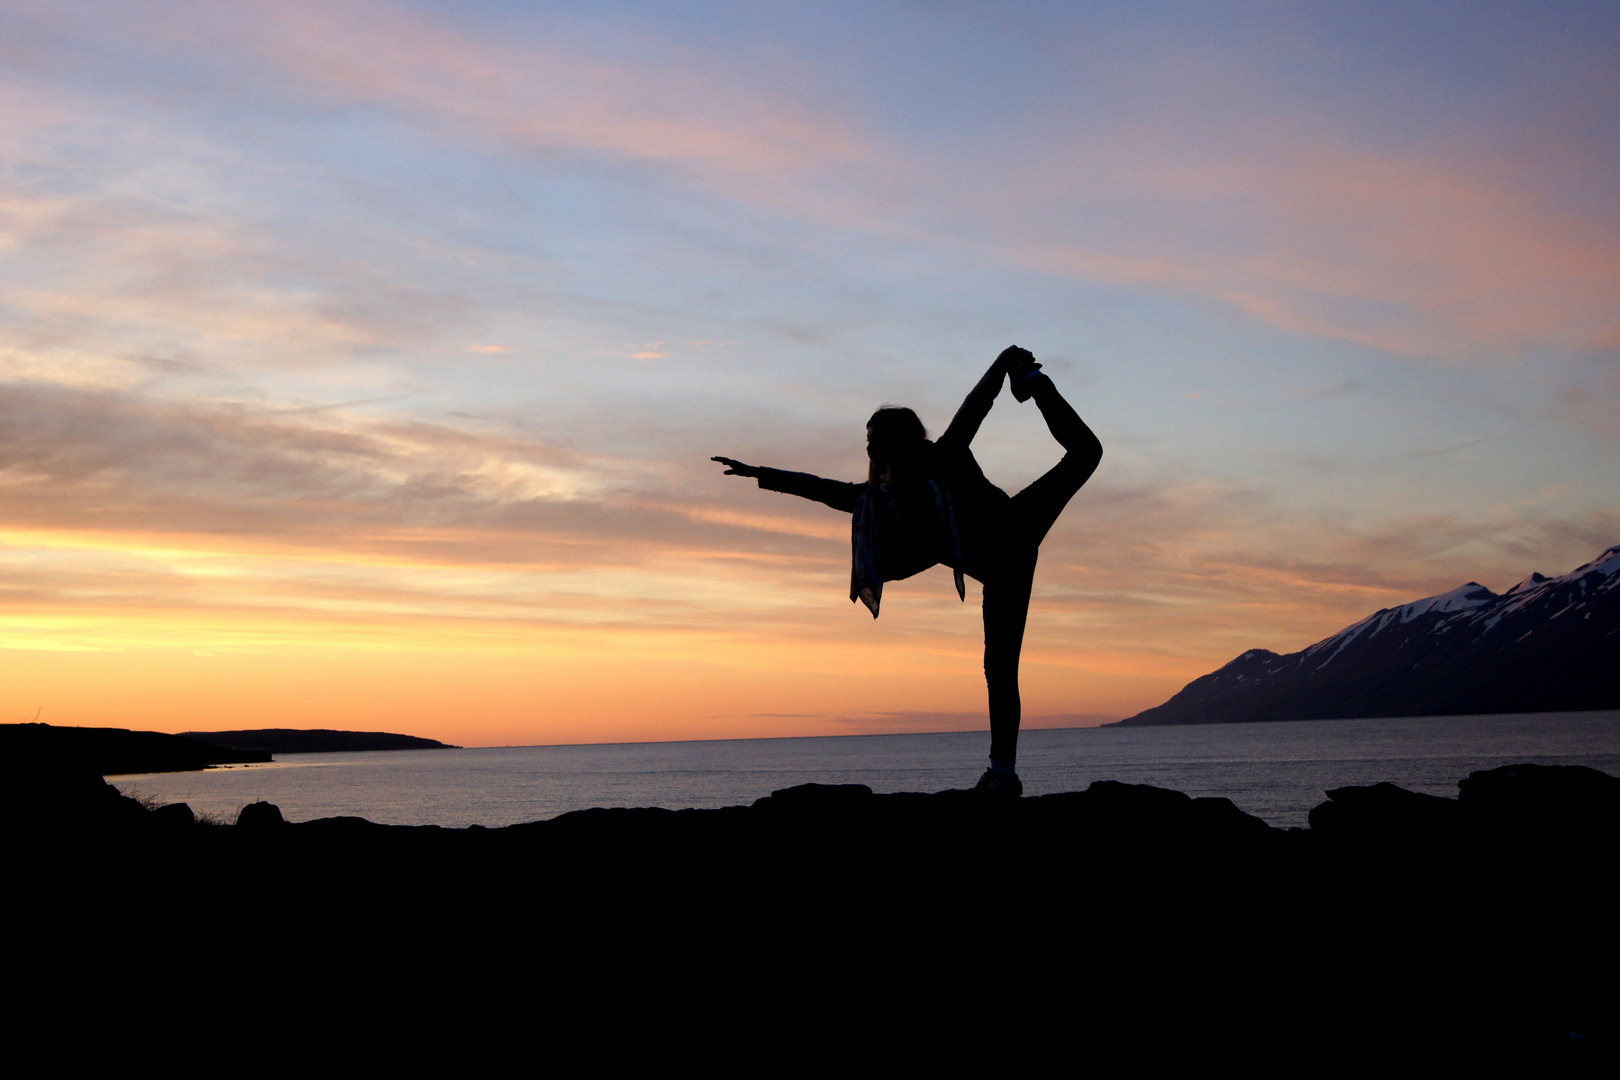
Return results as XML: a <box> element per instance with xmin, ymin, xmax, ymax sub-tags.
<box><xmin>878</xmin><ymin>442</ymin><xmax>1009</xmax><ymax>583</ymax></box>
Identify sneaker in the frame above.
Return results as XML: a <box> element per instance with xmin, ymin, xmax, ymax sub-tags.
<box><xmin>973</xmin><ymin>768</ymin><xmax>1023</xmax><ymax>797</ymax></box>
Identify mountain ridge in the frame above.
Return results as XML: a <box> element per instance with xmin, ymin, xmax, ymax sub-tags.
<box><xmin>1117</xmin><ymin>544</ymin><xmax>1620</xmax><ymax>726</ymax></box>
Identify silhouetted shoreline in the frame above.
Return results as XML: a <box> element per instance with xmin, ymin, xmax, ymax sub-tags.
<box><xmin>12</xmin><ymin>761</ymin><xmax>1616</xmax><ymax>1056</ymax></box>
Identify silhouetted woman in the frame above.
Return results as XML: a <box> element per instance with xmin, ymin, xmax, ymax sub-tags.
<box><xmin>713</xmin><ymin>346</ymin><xmax>1102</xmax><ymax>794</ymax></box>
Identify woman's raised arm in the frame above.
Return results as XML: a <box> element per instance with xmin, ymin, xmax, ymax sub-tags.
<box><xmin>939</xmin><ymin>346</ymin><xmax>1030</xmax><ymax>450</ymax></box>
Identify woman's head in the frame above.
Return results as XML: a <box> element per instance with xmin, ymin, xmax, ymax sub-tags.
<box><xmin>866</xmin><ymin>406</ymin><xmax>927</xmax><ymax>488</ymax></box>
<box><xmin>866</xmin><ymin>406</ymin><xmax>927</xmax><ymax>463</ymax></box>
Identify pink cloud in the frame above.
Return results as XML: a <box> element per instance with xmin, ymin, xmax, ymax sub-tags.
<box><xmin>1006</xmin><ymin>137</ymin><xmax>1620</xmax><ymax>356</ymax></box>
<box><xmin>220</xmin><ymin>0</ymin><xmax>870</xmax><ymax>180</ymax></box>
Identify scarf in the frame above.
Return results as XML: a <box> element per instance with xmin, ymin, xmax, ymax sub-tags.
<box><xmin>850</xmin><ymin>473</ymin><xmax>966</xmax><ymax>618</ymax></box>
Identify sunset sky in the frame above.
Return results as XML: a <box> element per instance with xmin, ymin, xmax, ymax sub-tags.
<box><xmin>3</xmin><ymin>1</ymin><xmax>1618</xmax><ymax>746</ymax></box>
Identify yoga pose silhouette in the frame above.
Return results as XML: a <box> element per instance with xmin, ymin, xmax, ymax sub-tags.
<box><xmin>714</xmin><ymin>346</ymin><xmax>1102</xmax><ymax>794</ymax></box>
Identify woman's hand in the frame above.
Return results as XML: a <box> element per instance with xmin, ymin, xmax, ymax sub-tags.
<box><xmin>711</xmin><ymin>456</ymin><xmax>759</xmax><ymax>478</ymax></box>
<box><xmin>996</xmin><ymin>345</ymin><xmax>1035</xmax><ymax>373</ymax></box>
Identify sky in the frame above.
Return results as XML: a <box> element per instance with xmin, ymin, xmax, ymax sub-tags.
<box><xmin>2</xmin><ymin>1</ymin><xmax>1617</xmax><ymax>747</ymax></box>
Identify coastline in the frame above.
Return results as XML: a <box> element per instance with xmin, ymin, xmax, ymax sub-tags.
<box><xmin>102</xmin><ymin>712</ymin><xmax>1620</xmax><ymax>829</ymax></box>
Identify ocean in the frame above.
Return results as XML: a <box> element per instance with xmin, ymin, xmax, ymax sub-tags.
<box><xmin>110</xmin><ymin>710</ymin><xmax>1620</xmax><ymax>830</ymax></box>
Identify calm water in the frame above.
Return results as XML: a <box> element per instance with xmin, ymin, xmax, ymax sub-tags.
<box><xmin>111</xmin><ymin>711</ymin><xmax>1620</xmax><ymax>830</ymax></box>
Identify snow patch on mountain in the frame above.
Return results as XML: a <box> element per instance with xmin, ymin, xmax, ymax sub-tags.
<box><xmin>1572</xmin><ymin>544</ymin><xmax>1620</xmax><ymax>578</ymax></box>
<box><xmin>1395</xmin><ymin>582</ymin><xmax>1496</xmax><ymax>622</ymax></box>
<box><xmin>1503</xmin><ymin>572</ymin><xmax>1548</xmax><ymax>596</ymax></box>
<box><xmin>1302</xmin><ymin>583</ymin><xmax>1495</xmax><ymax>671</ymax></box>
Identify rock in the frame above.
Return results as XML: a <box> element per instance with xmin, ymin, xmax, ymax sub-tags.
<box><xmin>751</xmin><ymin>782</ymin><xmax>874</xmax><ymax>811</ymax></box>
<box><xmin>1190</xmin><ymin>795</ymin><xmax>1279</xmax><ymax>838</ymax></box>
<box><xmin>1307</xmin><ymin>781</ymin><xmax>1459</xmax><ymax>838</ymax></box>
<box><xmin>299</xmin><ymin>816</ymin><xmax>390</xmax><ymax>832</ymax></box>
<box><xmin>1457</xmin><ymin>763</ymin><xmax>1620</xmax><ymax>839</ymax></box>
<box><xmin>236</xmin><ymin>801</ymin><xmax>287</xmax><ymax>829</ymax></box>
<box><xmin>149</xmin><ymin>802</ymin><xmax>195</xmax><ymax>829</ymax></box>
<box><xmin>1079</xmin><ymin>779</ymin><xmax>1196</xmax><ymax>831</ymax></box>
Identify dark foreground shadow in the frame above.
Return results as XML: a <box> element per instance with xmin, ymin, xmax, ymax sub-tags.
<box><xmin>9</xmin><ymin>765</ymin><xmax>1617</xmax><ymax>1065</ymax></box>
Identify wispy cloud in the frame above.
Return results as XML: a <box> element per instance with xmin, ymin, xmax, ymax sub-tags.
<box><xmin>1561</xmin><ymin>366</ymin><xmax>1620</xmax><ymax>440</ymax></box>
<box><xmin>171</xmin><ymin>0</ymin><xmax>870</xmax><ymax>180</ymax></box>
<box><xmin>1004</xmin><ymin>138</ymin><xmax>1620</xmax><ymax>356</ymax></box>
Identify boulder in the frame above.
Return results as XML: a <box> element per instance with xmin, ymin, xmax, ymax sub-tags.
<box><xmin>236</xmin><ymin>801</ymin><xmax>288</xmax><ymax>829</ymax></box>
<box><xmin>149</xmin><ymin>802</ymin><xmax>195</xmax><ymax>829</ymax></box>
<box><xmin>1457</xmin><ymin>763</ymin><xmax>1620</xmax><ymax>837</ymax></box>
<box><xmin>751</xmin><ymin>783</ymin><xmax>874</xmax><ymax>812</ymax></box>
<box><xmin>1307</xmin><ymin>781</ymin><xmax>1459</xmax><ymax>839</ymax></box>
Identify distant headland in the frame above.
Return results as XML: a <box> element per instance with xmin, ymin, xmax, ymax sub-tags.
<box><xmin>1</xmin><ymin>722</ymin><xmax>457</xmax><ymax>775</ymax></box>
<box><xmin>1</xmin><ymin>722</ymin><xmax>270</xmax><ymax>775</ymax></box>
<box><xmin>180</xmin><ymin>728</ymin><xmax>460</xmax><ymax>755</ymax></box>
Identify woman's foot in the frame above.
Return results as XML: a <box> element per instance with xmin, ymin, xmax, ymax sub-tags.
<box><xmin>1008</xmin><ymin>359</ymin><xmax>1044</xmax><ymax>402</ymax></box>
<box><xmin>973</xmin><ymin>768</ymin><xmax>1023</xmax><ymax>797</ymax></box>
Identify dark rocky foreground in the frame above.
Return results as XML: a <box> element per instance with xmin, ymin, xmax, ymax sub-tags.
<box><xmin>11</xmin><ymin>765</ymin><xmax>1618</xmax><ymax>1061</ymax></box>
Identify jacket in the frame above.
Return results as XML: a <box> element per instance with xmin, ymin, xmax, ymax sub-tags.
<box><xmin>754</xmin><ymin>441</ymin><xmax>1005</xmax><ymax>617</ymax></box>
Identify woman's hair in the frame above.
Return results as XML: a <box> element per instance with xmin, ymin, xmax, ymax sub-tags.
<box><xmin>866</xmin><ymin>406</ymin><xmax>928</xmax><ymax>448</ymax></box>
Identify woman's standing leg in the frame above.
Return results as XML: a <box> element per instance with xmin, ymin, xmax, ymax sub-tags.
<box><xmin>977</xmin><ymin>374</ymin><xmax>1102</xmax><ymax>790</ymax></box>
<box><xmin>982</xmin><ymin>552</ymin><xmax>1038</xmax><ymax>776</ymax></box>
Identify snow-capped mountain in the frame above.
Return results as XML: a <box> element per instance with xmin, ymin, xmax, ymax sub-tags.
<box><xmin>1118</xmin><ymin>544</ymin><xmax>1620</xmax><ymax>726</ymax></box>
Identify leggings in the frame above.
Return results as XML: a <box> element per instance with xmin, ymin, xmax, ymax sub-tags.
<box><xmin>981</xmin><ymin>377</ymin><xmax>1097</xmax><ymax>765</ymax></box>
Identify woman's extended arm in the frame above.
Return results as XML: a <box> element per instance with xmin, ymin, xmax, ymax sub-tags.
<box><xmin>937</xmin><ymin>346</ymin><xmax>1028</xmax><ymax>451</ymax></box>
<box><xmin>712</xmin><ymin>456</ymin><xmax>864</xmax><ymax>514</ymax></box>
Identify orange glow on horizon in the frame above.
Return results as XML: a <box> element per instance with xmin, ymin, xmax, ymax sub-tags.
<box><xmin>0</xmin><ymin>508</ymin><xmax>1475</xmax><ymax>746</ymax></box>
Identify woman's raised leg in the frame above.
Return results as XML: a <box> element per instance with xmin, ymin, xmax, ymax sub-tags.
<box><xmin>1010</xmin><ymin>375</ymin><xmax>1102</xmax><ymax>545</ymax></box>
